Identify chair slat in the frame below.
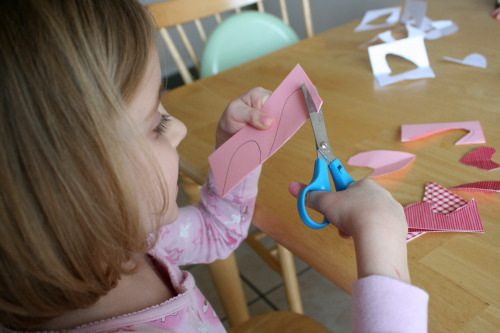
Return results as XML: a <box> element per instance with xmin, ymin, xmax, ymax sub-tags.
<box><xmin>279</xmin><ymin>0</ymin><xmax>290</xmax><ymax>25</ymax></box>
<box><xmin>194</xmin><ymin>19</ymin><xmax>207</xmax><ymax>43</ymax></box>
<box><xmin>159</xmin><ymin>28</ymin><xmax>194</xmax><ymax>84</ymax></box>
<box><xmin>176</xmin><ymin>24</ymin><xmax>200</xmax><ymax>71</ymax></box>
<box><xmin>302</xmin><ymin>0</ymin><xmax>314</xmax><ymax>38</ymax></box>
<box><xmin>257</xmin><ymin>1</ymin><xmax>264</xmax><ymax>12</ymax></box>
<box><xmin>214</xmin><ymin>12</ymin><xmax>222</xmax><ymax>24</ymax></box>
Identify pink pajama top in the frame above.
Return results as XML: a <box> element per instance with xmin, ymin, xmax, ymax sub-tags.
<box><xmin>2</xmin><ymin>167</ymin><xmax>429</xmax><ymax>332</ymax></box>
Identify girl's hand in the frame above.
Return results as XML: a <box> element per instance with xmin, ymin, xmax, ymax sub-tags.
<box><xmin>215</xmin><ymin>87</ymin><xmax>273</xmax><ymax>148</ymax></box>
<box><xmin>289</xmin><ymin>179</ymin><xmax>411</xmax><ymax>283</ymax></box>
<box><xmin>493</xmin><ymin>7</ymin><xmax>500</xmax><ymax>20</ymax></box>
<box><xmin>288</xmin><ymin>179</ymin><xmax>407</xmax><ymax>238</ymax></box>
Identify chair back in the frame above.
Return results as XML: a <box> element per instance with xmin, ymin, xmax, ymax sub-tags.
<box><xmin>147</xmin><ymin>0</ymin><xmax>313</xmax><ymax>85</ymax></box>
<box><xmin>200</xmin><ymin>11</ymin><xmax>299</xmax><ymax>78</ymax></box>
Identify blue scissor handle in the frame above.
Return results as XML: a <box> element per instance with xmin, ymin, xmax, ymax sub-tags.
<box><xmin>329</xmin><ymin>159</ymin><xmax>355</xmax><ymax>191</ymax></box>
<box><xmin>297</xmin><ymin>158</ymin><xmax>355</xmax><ymax>229</ymax></box>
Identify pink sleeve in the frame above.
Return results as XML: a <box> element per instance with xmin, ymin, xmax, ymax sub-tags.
<box><xmin>352</xmin><ymin>275</ymin><xmax>429</xmax><ymax>333</ymax></box>
<box><xmin>154</xmin><ymin>166</ymin><xmax>261</xmax><ymax>266</ymax></box>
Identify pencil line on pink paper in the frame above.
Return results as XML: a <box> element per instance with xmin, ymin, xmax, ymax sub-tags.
<box><xmin>209</xmin><ymin>64</ymin><xmax>318</xmax><ymax>197</ymax></box>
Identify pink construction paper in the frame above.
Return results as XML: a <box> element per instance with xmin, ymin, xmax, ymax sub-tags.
<box><xmin>450</xmin><ymin>181</ymin><xmax>500</xmax><ymax>194</ymax></box>
<box><xmin>404</xmin><ymin>199</ymin><xmax>483</xmax><ymax>232</ymax></box>
<box><xmin>347</xmin><ymin>150</ymin><xmax>415</xmax><ymax>177</ymax></box>
<box><xmin>459</xmin><ymin>146</ymin><xmax>500</xmax><ymax>171</ymax></box>
<box><xmin>401</xmin><ymin>121</ymin><xmax>485</xmax><ymax>145</ymax></box>
<box><xmin>209</xmin><ymin>64</ymin><xmax>322</xmax><ymax>197</ymax></box>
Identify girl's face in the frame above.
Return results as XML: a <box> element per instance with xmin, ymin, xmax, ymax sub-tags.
<box><xmin>127</xmin><ymin>50</ymin><xmax>187</xmax><ymax>227</ymax></box>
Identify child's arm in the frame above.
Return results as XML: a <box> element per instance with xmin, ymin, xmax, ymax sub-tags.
<box><xmin>289</xmin><ymin>179</ymin><xmax>429</xmax><ymax>332</ymax></box>
<box><xmin>494</xmin><ymin>0</ymin><xmax>500</xmax><ymax>20</ymax></box>
<box><xmin>289</xmin><ymin>179</ymin><xmax>409</xmax><ymax>282</ymax></box>
<box><xmin>156</xmin><ymin>88</ymin><xmax>273</xmax><ymax>265</ymax></box>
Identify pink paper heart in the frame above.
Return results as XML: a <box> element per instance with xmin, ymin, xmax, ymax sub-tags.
<box><xmin>460</xmin><ymin>146</ymin><xmax>500</xmax><ymax>171</ymax></box>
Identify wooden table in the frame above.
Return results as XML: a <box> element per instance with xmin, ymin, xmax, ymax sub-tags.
<box><xmin>163</xmin><ymin>0</ymin><xmax>500</xmax><ymax>330</ymax></box>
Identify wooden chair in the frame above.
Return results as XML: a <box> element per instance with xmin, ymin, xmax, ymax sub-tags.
<box><xmin>177</xmin><ymin>173</ymin><xmax>303</xmax><ymax>326</ymax></box>
<box><xmin>228</xmin><ymin>311</ymin><xmax>331</xmax><ymax>333</ymax></box>
<box><xmin>147</xmin><ymin>0</ymin><xmax>313</xmax><ymax>84</ymax></box>
<box><xmin>147</xmin><ymin>0</ymin><xmax>314</xmax><ymax>327</ymax></box>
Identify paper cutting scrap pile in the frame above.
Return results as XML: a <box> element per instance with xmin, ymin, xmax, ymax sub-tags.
<box><xmin>354</xmin><ymin>0</ymin><xmax>487</xmax><ymax>87</ymax></box>
<box><xmin>346</xmin><ymin>119</ymin><xmax>499</xmax><ymax>242</ymax></box>
<box><xmin>347</xmin><ymin>0</ymin><xmax>498</xmax><ymax>242</ymax></box>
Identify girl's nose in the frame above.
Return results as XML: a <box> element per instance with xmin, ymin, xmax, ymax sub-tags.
<box><xmin>169</xmin><ymin>116</ymin><xmax>187</xmax><ymax>147</ymax></box>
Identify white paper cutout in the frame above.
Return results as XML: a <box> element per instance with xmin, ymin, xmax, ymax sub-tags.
<box><xmin>354</xmin><ymin>7</ymin><xmax>402</xmax><ymax>32</ymax></box>
<box><xmin>443</xmin><ymin>53</ymin><xmax>487</xmax><ymax>69</ymax></box>
<box><xmin>425</xmin><ymin>20</ymin><xmax>458</xmax><ymax>40</ymax></box>
<box><xmin>405</xmin><ymin>24</ymin><xmax>426</xmax><ymax>38</ymax></box>
<box><xmin>360</xmin><ymin>30</ymin><xmax>396</xmax><ymax>47</ymax></box>
<box><xmin>400</xmin><ymin>0</ymin><xmax>427</xmax><ymax>28</ymax></box>
<box><xmin>368</xmin><ymin>36</ymin><xmax>435</xmax><ymax>86</ymax></box>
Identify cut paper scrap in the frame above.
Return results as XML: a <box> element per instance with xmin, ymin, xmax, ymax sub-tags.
<box><xmin>354</xmin><ymin>7</ymin><xmax>401</xmax><ymax>32</ymax></box>
<box><xmin>209</xmin><ymin>64</ymin><xmax>321</xmax><ymax>197</ymax></box>
<box><xmin>360</xmin><ymin>20</ymin><xmax>443</xmax><ymax>47</ymax></box>
<box><xmin>405</xmin><ymin>199</ymin><xmax>483</xmax><ymax>232</ymax></box>
<box><xmin>400</xmin><ymin>0</ymin><xmax>427</xmax><ymax>29</ymax></box>
<box><xmin>423</xmin><ymin>182</ymin><xmax>468</xmax><ymax>214</ymax></box>
<box><xmin>405</xmin><ymin>182</ymin><xmax>483</xmax><ymax>241</ymax></box>
<box><xmin>450</xmin><ymin>181</ymin><xmax>500</xmax><ymax>194</ymax></box>
<box><xmin>443</xmin><ymin>53</ymin><xmax>487</xmax><ymax>69</ymax></box>
<box><xmin>347</xmin><ymin>150</ymin><xmax>415</xmax><ymax>177</ymax></box>
<box><xmin>425</xmin><ymin>20</ymin><xmax>459</xmax><ymax>40</ymax></box>
<box><xmin>360</xmin><ymin>30</ymin><xmax>396</xmax><ymax>47</ymax></box>
<box><xmin>368</xmin><ymin>36</ymin><xmax>435</xmax><ymax>87</ymax></box>
<box><xmin>401</xmin><ymin>121</ymin><xmax>485</xmax><ymax>145</ymax></box>
<box><xmin>460</xmin><ymin>146</ymin><xmax>500</xmax><ymax>171</ymax></box>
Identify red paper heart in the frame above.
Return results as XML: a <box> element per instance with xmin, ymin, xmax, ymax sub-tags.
<box><xmin>460</xmin><ymin>146</ymin><xmax>500</xmax><ymax>171</ymax></box>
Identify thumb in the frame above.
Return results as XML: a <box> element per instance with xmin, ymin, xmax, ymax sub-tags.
<box><xmin>288</xmin><ymin>181</ymin><xmax>334</xmax><ymax>211</ymax></box>
<box><xmin>289</xmin><ymin>181</ymin><xmax>345</xmax><ymax>229</ymax></box>
<box><xmin>288</xmin><ymin>181</ymin><xmax>306</xmax><ymax>198</ymax></box>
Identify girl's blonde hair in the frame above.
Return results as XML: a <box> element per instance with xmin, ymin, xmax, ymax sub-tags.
<box><xmin>0</xmin><ymin>0</ymin><xmax>161</xmax><ymax>328</ymax></box>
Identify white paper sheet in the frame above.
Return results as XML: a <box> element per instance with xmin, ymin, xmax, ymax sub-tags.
<box><xmin>443</xmin><ymin>53</ymin><xmax>487</xmax><ymax>69</ymax></box>
<box><xmin>354</xmin><ymin>7</ymin><xmax>401</xmax><ymax>32</ymax></box>
<box><xmin>400</xmin><ymin>0</ymin><xmax>428</xmax><ymax>28</ymax></box>
<box><xmin>368</xmin><ymin>36</ymin><xmax>435</xmax><ymax>86</ymax></box>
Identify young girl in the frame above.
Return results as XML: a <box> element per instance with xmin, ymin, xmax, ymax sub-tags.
<box><xmin>0</xmin><ymin>1</ymin><xmax>427</xmax><ymax>332</ymax></box>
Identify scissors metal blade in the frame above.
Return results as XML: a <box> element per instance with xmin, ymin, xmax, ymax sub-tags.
<box><xmin>301</xmin><ymin>84</ymin><xmax>336</xmax><ymax>162</ymax></box>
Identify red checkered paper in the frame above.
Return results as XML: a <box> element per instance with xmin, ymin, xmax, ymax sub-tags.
<box><xmin>423</xmin><ymin>182</ymin><xmax>468</xmax><ymax>213</ymax></box>
<box><xmin>405</xmin><ymin>182</ymin><xmax>484</xmax><ymax>242</ymax></box>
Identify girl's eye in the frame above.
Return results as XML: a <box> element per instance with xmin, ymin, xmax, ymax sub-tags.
<box><xmin>153</xmin><ymin>114</ymin><xmax>171</xmax><ymax>136</ymax></box>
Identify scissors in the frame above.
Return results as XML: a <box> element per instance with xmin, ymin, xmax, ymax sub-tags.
<box><xmin>297</xmin><ymin>83</ymin><xmax>355</xmax><ymax>229</ymax></box>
